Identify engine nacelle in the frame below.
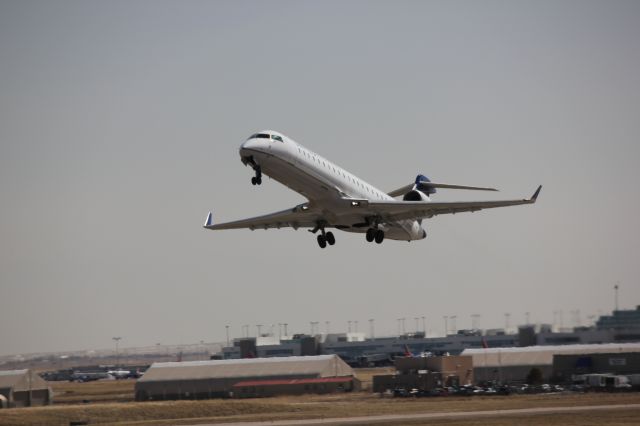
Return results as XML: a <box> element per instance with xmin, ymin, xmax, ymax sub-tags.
<box><xmin>410</xmin><ymin>221</ymin><xmax>427</xmax><ymax>240</ymax></box>
<box><xmin>403</xmin><ymin>174</ymin><xmax>435</xmax><ymax>201</ymax></box>
<box><xmin>403</xmin><ymin>189</ymin><xmax>429</xmax><ymax>201</ymax></box>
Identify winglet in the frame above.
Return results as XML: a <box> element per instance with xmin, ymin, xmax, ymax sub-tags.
<box><xmin>530</xmin><ymin>185</ymin><xmax>542</xmax><ymax>202</ymax></box>
<box><xmin>203</xmin><ymin>211</ymin><xmax>213</xmax><ymax>228</ymax></box>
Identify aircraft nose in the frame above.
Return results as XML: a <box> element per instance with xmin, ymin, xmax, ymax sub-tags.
<box><xmin>241</xmin><ymin>139</ymin><xmax>259</xmax><ymax>151</ymax></box>
<box><xmin>239</xmin><ymin>139</ymin><xmax>264</xmax><ymax>157</ymax></box>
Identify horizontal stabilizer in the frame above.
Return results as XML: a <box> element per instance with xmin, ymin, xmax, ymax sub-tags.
<box><xmin>388</xmin><ymin>181</ymin><xmax>498</xmax><ymax>198</ymax></box>
<box><xmin>419</xmin><ymin>181</ymin><xmax>498</xmax><ymax>191</ymax></box>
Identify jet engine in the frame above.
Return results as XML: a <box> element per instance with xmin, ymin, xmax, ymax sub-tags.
<box><xmin>402</xmin><ymin>174</ymin><xmax>435</xmax><ymax>201</ymax></box>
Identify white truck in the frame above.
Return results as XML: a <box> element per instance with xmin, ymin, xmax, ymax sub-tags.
<box><xmin>585</xmin><ymin>374</ymin><xmax>631</xmax><ymax>390</ymax></box>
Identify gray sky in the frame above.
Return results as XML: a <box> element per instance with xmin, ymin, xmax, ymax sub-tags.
<box><xmin>1</xmin><ymin>0</ymin><xmax>639</xmax><ymax>356</ymax></box>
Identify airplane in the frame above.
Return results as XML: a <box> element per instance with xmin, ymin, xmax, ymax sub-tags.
<box><xmin>107</xmin><ymin>369</ymin><xmax>132</xmax><ymax>379</ymax></box>
<box><xmin>204</xmin><ymin>130</ymin><xmax>541</xmax><ymax>248</ymax></box>
<box><xmin>403</xmin><ymin>344</ymin><xmax>433</xmax><ymax>358</ymax></box>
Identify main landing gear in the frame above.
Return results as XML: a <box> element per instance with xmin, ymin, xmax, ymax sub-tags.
<box><xmin>317</xmin><ymin>231</ymin><xmax>335</xmax><ymax>249</ymax></box>
<box><xmin>310</xmin><ymin>223</ymin><xmax>335</xmax><ymax>249</ymax></box>
<box><xmin>365</xmin><ymin>228</ymin><xmax>385</xmax><ymax>244</ymax></box>
<box><xmin>251</xmin><ymin>166</ymin><xmax>262</xmax><ymax>185</ymax></box>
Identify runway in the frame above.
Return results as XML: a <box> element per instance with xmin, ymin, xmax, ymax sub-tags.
<box><xmin>191</xmin><ymin>403</ymin><xmax>640</xmax><ymax>425</ymax></box>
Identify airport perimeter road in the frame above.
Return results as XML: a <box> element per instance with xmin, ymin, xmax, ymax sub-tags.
<box><xmin>190</xmin><ymin>403</ymin><xmax>640</xmax><ymax>426</ymax></box>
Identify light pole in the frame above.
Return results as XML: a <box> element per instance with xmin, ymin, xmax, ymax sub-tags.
<box><xmin>558</xmin><ymin>309</ymin><xmax>564</xmax><ymax>328</ymax></box>
<box><xmin>614</xmin><ymin>282</ymin><xmax>620</xmax><ymax>311</ymax></box>
<box><xmin>348</xmin><ymin>320</ymin><xmax>352</xmax><ymax>333</ymax></box>
<box><xmin>414</xmin><ymin>317</ymin><xmax>419</xmax><ymax>333</ymax></box>
<box><xmin>112</xmin><ymin>337</ymin><xmax>122</xmax><ymax>367</ymax></box>
<box><xmin>471</xmin><ymin>314</ymin><xmax>480</xmax><ymax>330</ymax></box>
<box><xmin>421</xmin><ymin>316</ymin><xmax>426</xmax><ymax>335</ymax></box>
<box><xmin>225</xmin><ymin>325</ymin><xmax>230</xmax><ymax>347</ymax></box>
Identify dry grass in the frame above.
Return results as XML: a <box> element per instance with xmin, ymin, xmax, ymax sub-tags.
<box><xmin>51</xmin><ymin>380</ymin><xmax>136</xmax><ymax>404</ymax></box>
<box><xmin>369</xmin><ymin>409</ymin><xmax>640</xmax><ymax>426</ymax></box>
<box><xmin>1</xmin><ymin>389</ymin><xmax>640</xmax><ymax>426</ymax></box>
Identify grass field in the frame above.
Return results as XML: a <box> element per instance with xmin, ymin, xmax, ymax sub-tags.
<box><xmin>1</xmin><ymin>379</ymin><xmax>639</xmax><ymax>426</ymax></box>
<box><xmin>370</xmin><ymin>410</ymin><xmax>640</xmax><ymax>426</ymax></box>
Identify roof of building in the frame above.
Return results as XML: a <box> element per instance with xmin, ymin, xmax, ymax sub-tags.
<box><xmin>0</xmin><ymin>369</ymin><xmax>49</xmax><ymax>392</ymax></box>
<box><xmin>0</xmin><ymin>370</ymin><xmax>27</xmax><ymax>390</ymax></box>
<box><xmin>232</xmin><ymin>376</ymin><xmax>353</xmax><ymax>387</ymax></box>
<box><xmin>462</xmin><ymin>343</ymin><xmax>640</xmax><ymax>367</ymax></box>
<box><xmin>138</xmin><ymin>355</ymin><xmax>353</xmax><ymax>382</ymax></box>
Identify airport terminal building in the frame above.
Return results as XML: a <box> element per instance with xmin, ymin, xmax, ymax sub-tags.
<box><xmin>135</xmin><ymin>354</ymin><xmax>356</xmax><ymax>401</ymax></box>
<box><xmin>217</xmin><ymin>306</ymin><xmax>640</xmax><ymax>366</ymax></box>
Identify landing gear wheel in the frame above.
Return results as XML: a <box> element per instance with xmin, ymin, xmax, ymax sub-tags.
<box><xmin>317</xmin><ymin>234</ymin><xmax>327</xmax><ymax>249</ymax></box>
<box><xmin>374</xmin><ymin>229</ymin><xmax>385</xmax><ymax>244</ymax></box>
<box><xmin>366</xmin><ymin>228</ymin><xmax>375</xmax><ymax>242</ymax></box>
<box><xmin>326</xmin><ymin>232</ymin><xmax>335</xmax><ymax>246</ymax></box>
<box><xmin>251</xmin><ymin>166</ymin><xmax>262</xmax><ymax>186</ymax></box>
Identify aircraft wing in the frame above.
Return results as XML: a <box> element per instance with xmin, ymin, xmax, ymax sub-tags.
<box><xmin>365</xmin><ymin>186</ymin><xmax>541</xmax><ymax>222</ymax></box>
<box><xmin>203</xmin><ymin>204</ymin><xmax>321</xmax><ymax>231</ymax></box>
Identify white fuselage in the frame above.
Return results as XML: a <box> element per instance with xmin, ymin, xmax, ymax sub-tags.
<box><xmin>239</xmin><ymin>132</ymin><xmax>426</xmax><ymax>241</ymax></box>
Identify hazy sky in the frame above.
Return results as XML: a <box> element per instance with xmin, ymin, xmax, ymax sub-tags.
<box><xmin>1</xmin><ymin>0</ymin><xmax>639</xmax><ymax>356</ymax></box>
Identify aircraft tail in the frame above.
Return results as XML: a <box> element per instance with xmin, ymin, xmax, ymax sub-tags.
<box><xmin>404</xmin><ymin>344</ymin><xmax>414</xmax><ymax>357</ymax></box>
<box><xmin>416</xmin><ymin>175</ymin><xmax>498</xmax><ymax>193</ymax></box>
<box><xmin>388</xmin><ymin>176</ymin><xmax>498</xmax><ymax>198</ymax></box>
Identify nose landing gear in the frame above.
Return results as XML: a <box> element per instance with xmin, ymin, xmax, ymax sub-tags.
<box><xmin>251</xmin><ymin>166</ymin><xmax>262</xmax><ymax>185</ymax></box>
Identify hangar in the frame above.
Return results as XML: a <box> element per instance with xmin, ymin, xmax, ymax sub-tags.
<box><xmin>462</xmin><ymin>342</ymin><xmax>640</xmax><ymax>383</ymax></box>
<box><xmin>232</xmin><ymin>376</ymin><xmax>359</xmax><ymax>398</ymax></box>
<box><xmin>0</xmin><ymin>369</ymin><xmax>52</xmax><ymax>408</ymax></box>
<box><xmin>135</xmin><ymin>354</ymin><xmax>355</xmax><ymax>400</ymax></box>
<box><xmin>553</xmin><ymin>351</ymin><xmax>640</xmax><ymax>382</ymax></box>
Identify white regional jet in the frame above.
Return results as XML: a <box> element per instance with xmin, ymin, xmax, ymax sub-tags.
<box><xmin>204</xmin><ymin>130</ymin><xmax>541</xmax><ymax>249</ymax></box>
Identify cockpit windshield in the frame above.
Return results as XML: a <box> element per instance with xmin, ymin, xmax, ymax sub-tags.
<box><xmin>248</xmin><ymin>133</ymin><xmax>284</xmax><ymax>142</ymax></box>
<box><xmin>250</xmin><ymin>133</ymin><xmax>271</xmax><ymax>139</ymax></box>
